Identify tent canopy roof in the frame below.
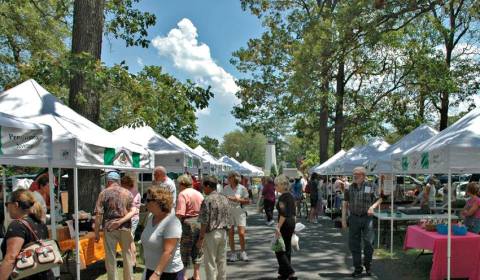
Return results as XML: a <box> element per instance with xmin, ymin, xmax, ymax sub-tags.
<box><xmin>394</xmin><ymin>108</ymin><xmax>480</xmax><ymax>173</ymax></box>
<box><xmin>332</xmin><ymin>138</ymin><xmax>390</xmax><ymax>174</ymax></box>
<box><xmin>241</xmin><ymin>161</ymin><xmax>264</xmax><ymax>176</ymax></box>
<box><xmin>0</xmin><ymin>79</ymin><xmax>152</xmax><ymax>170</ymax></box>
<box><xmin>113</xmin><ymin>125</ymin><xmax>184</xmax><ymax>156</ymax></box>
<box><xmin>219</xmin><ymin>156</ymin><xmax>250</xmax><ymax>175</ymax></box>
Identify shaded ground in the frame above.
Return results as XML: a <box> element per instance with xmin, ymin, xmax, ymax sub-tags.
<box><xmin>62</xmin><ymin>204</ymin><xmax>433</xmax><ymax>279</ymax></box>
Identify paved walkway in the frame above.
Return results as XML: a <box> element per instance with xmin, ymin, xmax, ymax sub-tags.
<box><xmin>187</xmin><ymin>204</ymin><xmax>381</xmax><ymax>280</ymax></box>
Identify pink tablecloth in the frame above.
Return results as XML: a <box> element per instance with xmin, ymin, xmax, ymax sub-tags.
<box><xmin>404</xmin><ymin>225</ymin><xmax>480</xmax><ymax>280</ymax></box>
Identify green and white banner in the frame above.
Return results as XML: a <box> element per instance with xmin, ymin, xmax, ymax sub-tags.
<box><xmin>0</xmin><ymin>126</ymin><xmax>45</xmax><ymax>156</ymax></box>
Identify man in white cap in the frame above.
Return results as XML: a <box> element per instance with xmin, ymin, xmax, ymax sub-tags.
<box><xmin>94</xmin><ymin>171</ymin><xmax>135</xmax><ymax>280</ymax></box>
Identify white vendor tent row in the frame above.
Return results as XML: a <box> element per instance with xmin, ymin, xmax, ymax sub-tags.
<box><xmin>167</xmin><ymin>135</ymin><xmax>204</xmax><ymax>174</ymax></box>
<box><xmin>241</xmin><ymin>160</ymin><xmax>264</xmax><ymax>176</ymax></box>
<box><xmin>113</xmin><ymin>125</ymin><xmax>193</xmax><ymax>174</ymax></box>
<box><xmin>219</xmin><ymin>156</ymin><xmax>251</xmax><ymax>175</ymax></box>
<box><xmin>392</xmin><ymin>108</ymin><xmax>480</xmax><ymax>280</ymax></box>
<box><xmin>193</xmin><ymin>145</ymin><xmax>229</xmax><ymax>175</ymax></box>
<box><xmin>330</xmin><ymin>138</ymin><xmax>390</xmax><ymax>175</ymax></box>
<box><xmin>0</xmin><ymin>79</ymin><xmax>154</xmax><ymax>279</ymax></box>
<box><xmin>310</xmin><ymin>149</ymin><xmax>346</xmax><ymax>174</ymax></box>
<box><xmin>368</xmin><ymin>124</ymin><xmax>438</xmax><ymax>174</ymax></box>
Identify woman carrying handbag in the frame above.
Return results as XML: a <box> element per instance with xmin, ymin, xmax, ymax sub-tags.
<box><xmin>0</xmin><ymin>189</ymin><xmax>54</xmax><ymax>280</ymax></box>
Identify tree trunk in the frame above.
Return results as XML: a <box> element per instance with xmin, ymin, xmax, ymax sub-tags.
<box><xmin>418</xmin><ymin>89</ymin><xmax>425</xmax><ymax>122</ymax></box>
<box><xmin>334</xmin><ymin>59</ymin><xmax>345</xmax><ymax>153</ymax></box>
<box><xmin>439</xmin><ymin>46</ymin><xmax>452</xmax><ymax>131</ymax></box>
<box><xmin>67</xmin><ymin>0</ymin><xmax>105</xmax><ymax>212</ymax></box>
<box><xmin>319</xmin><ymin>78</ymin><xmax>329</xmax><ymax>164</ymax></box>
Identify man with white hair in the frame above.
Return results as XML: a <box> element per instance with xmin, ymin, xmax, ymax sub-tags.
<box><xmin>342</xmin><ymin>167</ymin><xmax>382</xmax><ymax>278</ymax></box>
<box><xmin>153</xmin><ymin>166</ymin><xmax>177</xmax><ymax>207</ymax></box>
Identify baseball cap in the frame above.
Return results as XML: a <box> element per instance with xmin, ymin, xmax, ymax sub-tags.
<box><xmin>106</xmin><ymin>171</ymin><xmax>120</xmax><ymax>181</ymax></box>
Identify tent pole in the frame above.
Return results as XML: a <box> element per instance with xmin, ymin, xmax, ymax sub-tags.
<box><xmin>377</xmin><ymin>175</ymin><xmax>380</xmax><ymax>249</ymax></box>
<box><xmin>390</xmin><ymin>173</ymin><xmax>394</xmax><ymax>256</ymax></box>
<box><xmin>74</xmin><ymin>167</ymin><xmax>80</xmax><ymax>280</ymax></box>
<box><xmin>141</xmin><ymin>172</ymin><xmax>144</xmax><ymax>196</ymax></box>
<box><xmin>3</xmin><ymin>166</ymin><xmax>7</xmax><ymax>231</ymax></box>
<box><xmin>447</xmin><ymin>169</ymin><xmax>451</xmax><ymax>280</ymax></box>
<box><xmin>48</xmin><ymin>165</ymin><xmax>59</xmax><ymax>277</ymax></box>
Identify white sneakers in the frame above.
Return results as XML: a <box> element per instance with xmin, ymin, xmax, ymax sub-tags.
<box><xmin>239</xmin><ymin>251</ymin><xmax>249</xmax><ymax>261</ymax></box>
<box><xmin>228</xmin><ymin>251</ymin><xmax>249</xmax><ymax>262</ymax></box>
<box><xmin>266</xmin><ymin>220</ymin><xmax>275</xmax><ymax>226</ymax></box>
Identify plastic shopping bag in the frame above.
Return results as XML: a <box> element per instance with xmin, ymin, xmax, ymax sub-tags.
<box><xmin>291</xmin><ymin>233</ymin><xmax>300</xmax><ymax>251</ymax></box>
<box><xmin>271</xmin><ymin>236</ymin><xmax>286</xmax><ymax>252</ymax></box>
<box><xmin>294</xmin><ymin>222</ymin><xmax>306</xmax><ymax>233</ymax></box>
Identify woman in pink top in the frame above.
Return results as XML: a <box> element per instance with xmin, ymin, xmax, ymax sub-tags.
<box><xmin>120</xmin><ymin>174</ymin><xmax>141</xmax><ymax>268</ymax></box>
<box><xmin>462</xmin><ymin>182</ymin><xmax>480</xmax><ymax>233</ymax></box>
<box><xmin>176</xmin><ymin>174</ymin><xmax>204</xmax><ymax>280</ymax></box>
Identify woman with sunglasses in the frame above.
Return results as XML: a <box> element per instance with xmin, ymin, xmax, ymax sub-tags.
<box><xmin>0</xmin><ymin>189</ymin><xmax>52</xmax><ymax>280</ymax></box>
<box><xmin>141</xmin><ymin>186</ymin><xmax>184</xmax><ymax>280</ymax></box>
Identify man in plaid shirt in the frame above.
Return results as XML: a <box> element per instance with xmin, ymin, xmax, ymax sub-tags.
<box><xmin>342</xmin><ymin>167</ymin><xmax>383</xmax><ymax>278</ymax></box>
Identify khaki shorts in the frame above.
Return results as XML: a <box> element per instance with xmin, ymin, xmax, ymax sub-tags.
<box><xmin>229</xmin><ymin>207</ymin><xmax>247</xmax><ymax>227</ymax></box>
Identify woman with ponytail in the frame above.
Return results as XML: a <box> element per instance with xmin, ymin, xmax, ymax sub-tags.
<box><xmin>0</xmin><ymin>189</ymin><xmax>53</xmax><ymax>280</ymax></box>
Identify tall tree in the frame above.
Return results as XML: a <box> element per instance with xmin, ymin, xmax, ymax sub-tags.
<box><xmin>220</xmin><ymin>130</ymin><xmax>266</xmax><ymax>167</ymax></box>
<box><xmin>67</xmin><ymin>0</ymin><xmax>156</xmax><ymax>211</ymax></box>
<box><xmin>198</xmin><ymin>136</ymin><xmax>221</xmax><ymax>157</ymax></box>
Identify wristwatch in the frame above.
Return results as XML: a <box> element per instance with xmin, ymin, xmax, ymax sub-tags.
<box><xmin>154</xmin><ymin>271</ymin><xmax>161</xmax><ymax>276</ymax></box>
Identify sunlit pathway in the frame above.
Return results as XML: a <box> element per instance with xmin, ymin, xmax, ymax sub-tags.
<box><xmin>189</xmin><ymin>204</ymin><xmax>381</xmax><ymax>280</ymax></box>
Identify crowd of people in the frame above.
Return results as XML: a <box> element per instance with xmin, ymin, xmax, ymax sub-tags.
<box><xmin>2</xmin><ymin>164</ymin><xmax>480</xmax><ymax>279</ymax></box>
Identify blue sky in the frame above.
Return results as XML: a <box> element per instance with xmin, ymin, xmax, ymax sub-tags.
<box><xmin>101</xmin><ymin>0</ymin><xmax>264</xmax><ymax>141</ymax></box>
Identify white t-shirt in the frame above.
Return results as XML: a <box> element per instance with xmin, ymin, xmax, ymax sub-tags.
<box><xmin>222</xmin><ymin>184</ymin><xmax>248</xmax><ymax>208</ymax></box>
<box><xmin>33</xmin><ymin>191</ymin><xmax>47</xmax><ymax>214</ymax></box>
<box><xmin>140</xmin><ymin>213</ymin><xmax>183</xmax><ymax>273</ymax></box>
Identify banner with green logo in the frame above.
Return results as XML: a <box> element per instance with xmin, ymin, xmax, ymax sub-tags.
<box><xmin>402</xmin><ymin>156</ymin><xmax>409</xmax><ymax>171</ymax></box>
<box><xmin>421</xmin><ymin>152</ymin><xmax>429</xmax><ymax>169</ymax></box>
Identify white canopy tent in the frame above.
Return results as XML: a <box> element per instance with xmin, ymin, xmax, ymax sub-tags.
<box><xmin>219</xmin><ymin>156</ymin><xmax>251</xmax><ymax>175</ymax></box>
<box><xmin>331</xmin><ymin>138</ymin><xmax>390</xmax><ymax>175</ymax></box>
<box><xmin>167</xmin><ymin>135</ymin><xmax>204</xmax><ymax>174</ymax></box>
<box><xmin>193</xmin><ymin>145</ymin><xmax>226</xmax><ymax>175</ymax></box>
<box><xmin>310</xmin><ymin>149</ymin><xmax>346</xmax><ymax>174</ymax></box>
<box><xmin>0</xmin><ymin>79</ymin><xmax>154</xmax><ymax>279</ymax></box>
<box><xmin>0</xmin><ymin>113</ymin><xmax>57</xmax><ymax>264</ymax></box>
<box><xmin>241</xmin><ymin>161</ymin><xmax>264</xmax><ymax>176</ymax></box>
<box><xmin>368</xmin><ymin>125</ymin><xmax>438</xmax><ymax>174</ymax></box>
<box><xmin>113</xmin><ymin>125</ymin><xmax>192</xmax><ymax>174</ymax></box>
<box><xmin>392</xmin><ymin>108</ymin><xmax>480</xmax><ymax>280</ymax></box>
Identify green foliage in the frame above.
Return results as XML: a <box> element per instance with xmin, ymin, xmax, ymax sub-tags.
<box><xmin>105</xmin><ymin>0</ymin><xmax>157</xmax><ymax>48</ymax></box>
<box><xmin>233</xmin><ymin>0</ymin><xmax>480</xmax><ymax>165</ymax></box>
<box><xmin>198</xmin><ymin>136</ymin><xmax>221</xmax><ymax>157</ymax></box>
<box><xmin>220</xmin><ymin>129</ymin><xmax>266</xmax><ymax>167</ymax></box>
<box><xmin>270</xmin><ymin>164</ymin><xmax>277</xmax><ymax>177</ymax></box>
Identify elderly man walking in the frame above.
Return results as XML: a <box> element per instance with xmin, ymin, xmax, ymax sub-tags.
<box><xmin>153</xmin><ymin>166</ymin><xmax>177</xmax><ymax>206</ymax></box>
<box><xmin>197</xmin><ymin>176</ymin><xmax>230</xmax><ymax>280</ymax></box>
<box><xmin>222</xmin><ymin>171</ymin><xmax>250</xmax><ymax>262</ymax></box>
<box><xmin>94</xmin><ymin>171</ymin><xmax>136</xmax><ymax>280</ymax></box>
<box><xmin>342</xmin><ymin>167</ymin><xmax>383</xmax><ymax>278</ymax></box>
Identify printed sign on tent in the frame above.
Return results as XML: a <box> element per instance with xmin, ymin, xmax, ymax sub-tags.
<box><xmin>402</xmin><ymin>156</ymin><xmax>409</xmax><ymax>171</ymax></box>
<box><xmin>0</xmin><ymin>126</ymin><xmax>43</xmax><ymax>156</ymax></box>
<box><xmin>421</xmin><ymin>152</ymin><xmax>429</xmax><ymax>169</ymax></box>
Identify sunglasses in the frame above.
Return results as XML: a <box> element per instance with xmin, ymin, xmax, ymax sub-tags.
<box><xmin>145</xmin><ymin>198</ymin><xmax>156</xmax><ymax>203</ymax></box>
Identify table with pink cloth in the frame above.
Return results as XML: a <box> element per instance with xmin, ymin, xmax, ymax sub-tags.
<box><xmin>403</xmin><ymin>225</ymin><xmax>480</xmax><ymax>280</ymax></box>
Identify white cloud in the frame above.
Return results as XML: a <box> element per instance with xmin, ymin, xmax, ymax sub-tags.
<box><xmin>151</xmin><ymin>18</ymin><xmax>240</xmax><ymax>104</ymax></box>
<box><xmin>195</xmin><ymin>107</ymin><xmax>211</xmax><ymax>116</ymax></box>
<box><xmin>136</xmin><ymin>57</ymin><xmax>144</xmax><ymax>67</ymax></box>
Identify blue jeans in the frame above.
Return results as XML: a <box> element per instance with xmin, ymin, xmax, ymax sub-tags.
<box><xmin>348</xmin><ymin>215</ymin><xmax>374</xmax><ymax>271</ymax></box>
